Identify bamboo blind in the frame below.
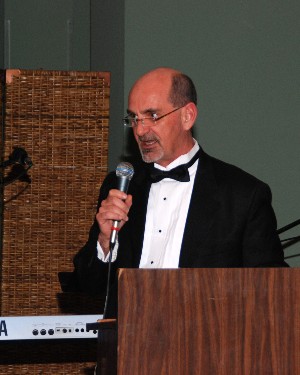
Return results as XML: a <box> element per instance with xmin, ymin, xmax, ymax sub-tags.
<box><xmin>0</xmin><ymin>69</ymin><xmax>110</xmax><ymax>373</ymax></box>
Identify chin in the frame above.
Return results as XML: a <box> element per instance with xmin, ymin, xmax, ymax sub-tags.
<box><xmin>141</xmin><ymin>149</ymin><xmax>163</xmax><ymax>164</ymax></box>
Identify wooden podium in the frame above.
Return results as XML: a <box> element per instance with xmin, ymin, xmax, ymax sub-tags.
<box><xmin>97</xmin><ymin>268</ymin><xmax>299</xmax><ymax>374</ymax></box>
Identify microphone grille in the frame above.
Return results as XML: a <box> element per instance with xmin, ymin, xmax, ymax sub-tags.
<box><xmin>116</xmin><ymin>162</ymin><xmax>134</xmax><ymax>180</ymax></box>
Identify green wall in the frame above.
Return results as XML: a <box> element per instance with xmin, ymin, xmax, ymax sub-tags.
<box><xmin>90</xmin><ymin>0</ymin><xmax>125</xmax><ymax>174</ymax></box>
<box><xmin>0</xmin><ymin>1</ymin><xmax>3</xmax><ymax>67</ymax></box>
<box><xmin>3</xmin><ymin>0</ymin><xmax>90</xmax><ymax>70</ymax></box>
<box><xmin>123</xmin><ymin>0</ymin><xmax>300</xmax><ymax>266</ymax></box>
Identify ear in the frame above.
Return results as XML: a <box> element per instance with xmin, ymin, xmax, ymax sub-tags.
<box><xmin>181</xmin><ymin>102</ymin><xmax>198</xmax><ymax>130</ymax></box>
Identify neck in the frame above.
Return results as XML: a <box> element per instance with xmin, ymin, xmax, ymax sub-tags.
<box><xmin>156</xmin><ymin>139</ymin><xmax>196</xmax><ymax>168</ymax></box>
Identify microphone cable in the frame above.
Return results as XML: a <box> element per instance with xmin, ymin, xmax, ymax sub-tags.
<box><xmin>103</xmin><ymin>241</ymin><xmax>116</xmax><ymax>319</ymax></box>
<box><xmin>102</xmin><ymin>162</ymin><xmax>134</xmax><ymax>319</ymax></box>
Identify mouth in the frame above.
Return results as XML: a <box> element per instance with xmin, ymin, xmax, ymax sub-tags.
<box><xmin>139</xmin><ymin>137</ymin><xmax>159</xmax><ymax>151</ymax></box>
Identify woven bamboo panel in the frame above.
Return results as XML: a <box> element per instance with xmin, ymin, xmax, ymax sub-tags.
<box><xmin>1</xmin><ymin>69</ymin><xmax>109</xmax><ymax>316</ymax></box>
<box><xmin>0</xmin><ymin>339</ymin><xmax>97</xmax><ymax>374</ymax></box>
<box><xmin>0</xmin><ymin>364</ymin><xmax>95</xmax><ymax>375</ymax></box>
<box><xmin>0</xmin><ymin>69</ymin><xmax>110</xmax><ymax>373</ymax></box>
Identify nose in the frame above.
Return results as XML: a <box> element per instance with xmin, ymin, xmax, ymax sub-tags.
<box><xmin>134</xmin><ymin>120</ymin><xmax>149</xmax><ymax>137</ymax></box>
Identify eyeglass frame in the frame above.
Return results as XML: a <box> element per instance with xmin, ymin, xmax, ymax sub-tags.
<box><xmin>123</xmin><ymin>105</ymin><xmax>185</xmax><ymax>128</ymax></box>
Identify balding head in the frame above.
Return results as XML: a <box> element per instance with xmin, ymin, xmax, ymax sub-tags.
<box><xmin>129</xmin><ymin>67</ymin><xmax>197</xmax><ymax>108</ymax></box>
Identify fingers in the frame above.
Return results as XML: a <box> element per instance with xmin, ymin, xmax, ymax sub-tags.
<box><xmin>95</xmin><ymin>189</ymin><xmax>132</xmax><ymax>253</ymax></box>
<box><xmin>96</xmin><ymin>190</ymin><xmax>133</xmax><ymax>242</ymax></box>
<box><xmin>99</xmin><ymin>189</ymin><xmax>132</xmax><ymax>223</ymax></box>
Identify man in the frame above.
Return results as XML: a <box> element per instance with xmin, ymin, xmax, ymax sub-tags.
<box><xmin>73</xmin><ymin>67</ymin><xmax>287</xmax><ymax>317</ymax></box>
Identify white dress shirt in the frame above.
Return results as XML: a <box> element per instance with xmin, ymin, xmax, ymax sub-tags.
<box><xmin>97</xmin><ymin>141</ymin><xmax>200</xmax><ymax>268</ymax></box>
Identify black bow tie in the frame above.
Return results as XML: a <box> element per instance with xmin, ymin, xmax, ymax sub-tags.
<box><xmin>149</xmin><ymin>149</ymin><xmax>200</xmax><ymax>183</ymax></box>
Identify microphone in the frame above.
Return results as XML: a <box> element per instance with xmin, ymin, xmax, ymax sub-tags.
<box><xmin>109</xmin><ymin>162</ymin><xmax>134</xmax><ymax>251</ymax></box>
<box><xmin>1</xmin><ymin>147</ymin><xmax>33</xmax><ymax>168</ymax></box>
<box><xmin>103</xmin><ymin>161</ymin><xmax>134</xmax><ymax>319</ymax></box>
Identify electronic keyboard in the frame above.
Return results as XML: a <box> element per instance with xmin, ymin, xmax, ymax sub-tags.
<box><xmin>0</xmin><ymin>314</ymin><xmax>102</xmax><ymax>340</ymax></box>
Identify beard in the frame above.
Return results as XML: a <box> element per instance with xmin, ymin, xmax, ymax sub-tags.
<box><xmin>137</xmin><ymin>135</ymin><xmax>164</xmax><ymax>163</ymax></box>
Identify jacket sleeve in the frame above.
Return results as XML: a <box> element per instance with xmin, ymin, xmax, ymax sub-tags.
<box><xmin>72</xmin><ymin>172</ymin><xmax>119</xmax><ymax>295</ymax></box>
<box><xmin>242</xmin><ymin>182</ymin><xmax>288</xmax><ymax>267</ymax></box>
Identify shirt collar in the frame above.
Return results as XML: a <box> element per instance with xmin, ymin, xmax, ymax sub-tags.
<box><xmin>154</xmin><ymin>140</ymin><xmax>200</xmax><ymax>171</ymax></box>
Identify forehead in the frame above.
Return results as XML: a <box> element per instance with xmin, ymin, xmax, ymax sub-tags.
<box><xmin>128</xmin><ymin>72</ymin><xmax>172</xmax><ymax>110</ymax></box>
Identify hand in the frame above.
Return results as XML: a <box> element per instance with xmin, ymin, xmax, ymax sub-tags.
<box><xmin>96</xmin><ymin>189</ymin><xmax>132</xmax><ymax>256</ymax></box>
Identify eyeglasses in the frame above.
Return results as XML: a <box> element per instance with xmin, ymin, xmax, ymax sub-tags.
<box><xmin>123</xmin><ymin>105</ymin><xmax>184</xmax><ymax>128</ymax></box>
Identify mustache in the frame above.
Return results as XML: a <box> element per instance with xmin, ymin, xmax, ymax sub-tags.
<box><xmin>138</xmin><ymin>135</ymin><xmax>159</xmax><ymax>142</ymax></box>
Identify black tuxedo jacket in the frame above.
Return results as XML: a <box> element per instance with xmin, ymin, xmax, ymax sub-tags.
<box><xmin>73</xmin><ymin>149</ymin><xmax>287</xmax><ymax>301</ymax></box>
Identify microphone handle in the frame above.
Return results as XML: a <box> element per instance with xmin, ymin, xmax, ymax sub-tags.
<box><xmin>117</xmin><ymin>175</ymin><xmax>130</xmax><ymax>193</ymax></box>
<box><xmin>110</xmin><ymin>220</ymin><xmax>120</xmax><ymax>250</ymax></box>
<box><xmin>109</xmin><ymin>176</ymin><xmax>131</xmax><ymax>250</ymax></box>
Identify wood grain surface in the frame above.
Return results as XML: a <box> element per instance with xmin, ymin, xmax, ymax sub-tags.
<box><xmin>117</xmin><ymin>268</ymin><xmax>299</xmax><ymax>375</ymax></box>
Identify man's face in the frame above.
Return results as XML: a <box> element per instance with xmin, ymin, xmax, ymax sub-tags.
<box><xmin>128</xmin><ymin>71</ymin><xmax>190</xmax><ymax>167</ymax></box>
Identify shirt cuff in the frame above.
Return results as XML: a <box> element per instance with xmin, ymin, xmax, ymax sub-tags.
<box><xmin>97</xmin><ymin>240</ymin><xmax>118</xmax><ymax>262</ymax></box>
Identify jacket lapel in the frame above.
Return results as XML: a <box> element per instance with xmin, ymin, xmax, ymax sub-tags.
<box><xmin>179</xmin><ymin>150</ymin><xmax>220</xmax><ymax>267</ymax></box>
<box><xmin>128</xmin><ymin>166</ymin><xmax>152</xmax><ymax>266</ymax></box>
